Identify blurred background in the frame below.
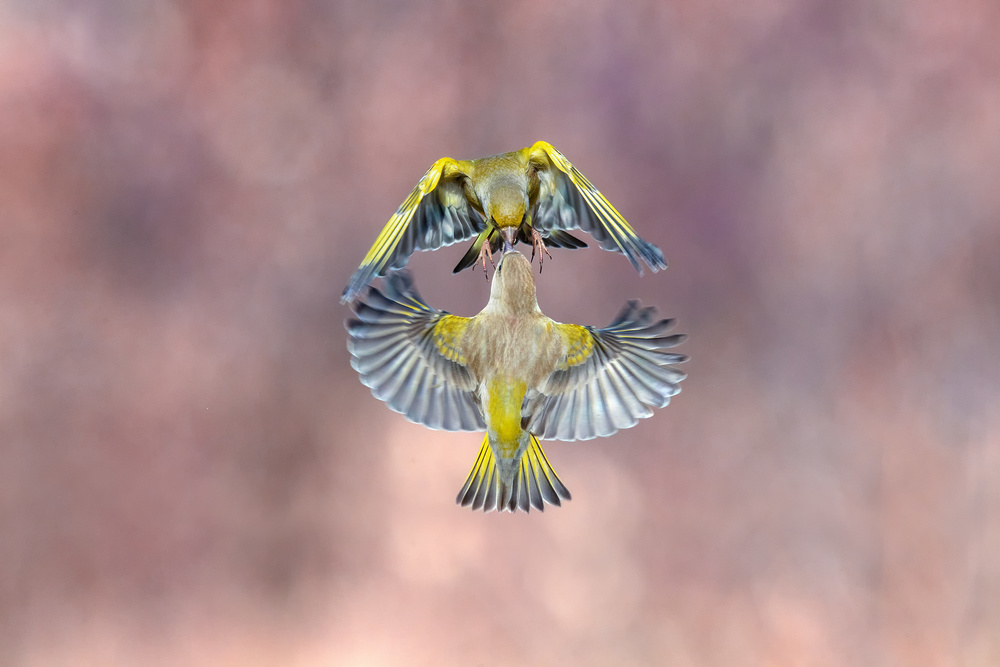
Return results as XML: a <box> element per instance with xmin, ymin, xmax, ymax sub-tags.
<box><xmin>2</xmin><ymin>1</ymin><xmax>999</xmax><ymax>665</ymax></box>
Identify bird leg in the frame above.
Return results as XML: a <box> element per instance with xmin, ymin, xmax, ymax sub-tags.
<box><xmin>529</xmin><ymin>228</ymin><xmax>553</xmax><ymax>272</ymax></box>
<box><xmin>477</xmin><ymin>236</ymin><xmax>495</xmax><ymax>279</ymax></box>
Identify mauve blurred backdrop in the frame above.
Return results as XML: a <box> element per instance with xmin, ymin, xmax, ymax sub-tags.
<box><xmin>3</xmin><ymin>1</ymin><xmax>999</xmax><ymax>665</ymax></box>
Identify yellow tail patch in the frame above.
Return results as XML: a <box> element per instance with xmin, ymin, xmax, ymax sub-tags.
<box><xmin>485</xmin><ymin>378</ymin><xmax>527</xmax><ymax>451</ymax></box>
<box><xmin>456</xmin><ymin>434</ymin><xmax>571</xmax><ymax>513</ymax></box>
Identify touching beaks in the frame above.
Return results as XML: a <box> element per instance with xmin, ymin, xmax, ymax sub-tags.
<box><xmin>501</xmin><ymin>227</ymin><xmax>517</xmax><ymax>252</ymax></box>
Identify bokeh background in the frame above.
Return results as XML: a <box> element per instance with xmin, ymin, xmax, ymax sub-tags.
<box><xmin>3</xmin><ymin>1</ymin><xmax>999</xmax><ymax>665</ymax></box>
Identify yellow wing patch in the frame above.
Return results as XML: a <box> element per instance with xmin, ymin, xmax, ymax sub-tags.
<box><xmin>526</xmin><ymin>140</ymin><xmax>572</xmax><ymax>172</ymax></box>
<box><xmin>361</xmin><ymin>158</ymin><xmax>459</xmax><ymax>269</ymax></box>
<box><xmin>432</xmin><ymin>314</ymin><xmax>470</xmax><ymax>364</ymax></box>
<box><xmin>555</xmin><ymin>323</ymin><xmax>595</xmax><ymax>369</ymax></box>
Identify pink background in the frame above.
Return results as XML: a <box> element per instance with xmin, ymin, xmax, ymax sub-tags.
<box><xmin>3</xmin><ymin>1</ymin><xmax>999</xmax><ymax>665</ymax></box>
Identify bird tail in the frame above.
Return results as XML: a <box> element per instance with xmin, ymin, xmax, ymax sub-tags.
<box><xmin>453</xmin><ymin>229</ymin><xmax>498</xmax><ymax>274</ymax></box>
<box><xmin>539</xmin><ymin>229</ymin><xmax>587</xmax><ymax>249</ymax></box>
<box><xmin>456</xmin><ymin>434</ymin><xmax>571</xmax><ymax>513</ymax></box>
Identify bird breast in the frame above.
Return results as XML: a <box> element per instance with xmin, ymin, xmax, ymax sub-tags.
<box><xmin>462</xmin><ymin>315</ymin><xmax>562</xmax><ymax>389</ymax></box>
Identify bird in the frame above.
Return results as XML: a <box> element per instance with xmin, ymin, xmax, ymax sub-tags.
<box><xmin>345</xmin><ymin>249</ymin><xmax>687</xmax><ymax>513</ymax></box>
<box><xmin>341</xmin><ymin>141</ymin><xmax>667</xmax><ymax>303</ymax></box>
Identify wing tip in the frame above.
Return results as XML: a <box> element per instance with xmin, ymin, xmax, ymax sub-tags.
<box><xmin>630</xmin><ymin>239</ymin><xmax>667</xmax><ymax>275</ymax></box>
<box><xmin>341</xmin><ymin>269</ymin><xmax>372</xmax><ymax>304</ymax></box>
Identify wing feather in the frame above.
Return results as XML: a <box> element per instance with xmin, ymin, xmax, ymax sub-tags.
<box><xmin>526</xmin><ymin>304</ymin><xmax>688</xmax><ymax>441</ymax></box>
<box><xmin>346</xmin><ymin>272</ymin><xmax>485</xmax><ymax>432</ymax></box>
<box><xmin>342</xmin><ymin>158</ymin><xmax>487</xmax><ymax>302</ymax></box>
<box><xmin>526</xmin><ymin>141</ymin><xmax>667</xmax><ymax>275</ymax></box>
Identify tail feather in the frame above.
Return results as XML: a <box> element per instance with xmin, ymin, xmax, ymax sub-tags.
<box><xmin>452</xmin><ymin>229</ymin><xmax>499</xmax><ymax>274</ymax></box>
<box><xmin>522</xmin><ymin>437</ymin><xmax>571</xmax><ymax>507</ymax></box>
<box><xmin>457</xmin><ymin>434</ymin><xmax>571</xmax><ymax>513</ymax></box>
<box><xmin>541</xmin><ymin>229</ymin><xmax>588</xmax><ymax>249</ymax></box>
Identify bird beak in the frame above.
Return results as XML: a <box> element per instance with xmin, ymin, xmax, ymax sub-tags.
<box><xmin>501</xmin><ymin>227</ymin><xmax>517</xmax><ymax>252</ymax></box>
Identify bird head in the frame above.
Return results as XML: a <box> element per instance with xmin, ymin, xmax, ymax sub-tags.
<box><xmin>484</xmin><ymin>179</ymin><xmax>528</xmax><ymax>242</ymax></box>
<box><xmin>489</xmin><ymin>250</ymin><xmax>539</xmax><ymax>315</ymax></box>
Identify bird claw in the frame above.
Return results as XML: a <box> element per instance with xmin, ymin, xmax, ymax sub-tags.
<box><xmin>530</xmin><ymin>229</ymin><xmax>552</xmax><ymax>273</ymax></box>
<box><xmin>478</xmin><ymin>240</ymin><xmax>495</xmax><ymax>279</ymax></box>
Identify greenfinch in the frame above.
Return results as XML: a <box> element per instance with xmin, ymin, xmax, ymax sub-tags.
<box><xmin>346</xmin><ymin>249</ymin><xmax>687</xmax><ymax>513</ymax></box>
<box><xmin>341</xmin><ymin>141</ymin><xmax>667</xmax><ymax>303</ymax></box>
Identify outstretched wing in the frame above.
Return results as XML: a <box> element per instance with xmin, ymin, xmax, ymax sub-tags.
<box><xmin>342</xmin><ymin>158</ymin><xmax>487</xmax><ymax>302</ymax></box>
<box><xmin>525</xmin><ymin>301</ymin><xmax>687</xmax><ymax>441</ymax></box>
<box><xmin>525</xmin><ymin>141</ymin><xmax>666</xmax><ymax>274</ymax></box>
<box><xmin>346</xmin><ymin>272</ymin><xmax>486</xmax><ymax>432</ymax></box>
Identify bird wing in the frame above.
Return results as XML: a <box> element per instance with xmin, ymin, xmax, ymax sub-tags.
<box><xmin>346</xmin><ymin>272</ymin><xmax>486</xmax><ymax>432</ymax></box>
<box><xmin>525</xmin><ymin>141</ymin><xmax>667</xmax><ymax>274</ymax></box>
<box><xmin>342</xmin><ymin>157</ymin><xmax>487</xmax><ymax>302</ymax></box>
<box><xmin>525</xmin><ymin>302</ymin><xmax>687</xmax><ymax>441</ymax></box>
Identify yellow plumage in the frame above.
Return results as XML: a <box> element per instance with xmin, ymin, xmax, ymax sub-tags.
<box><xmin>346</xmin><ymin>250</ymin><xmax>688</xmax><ymax>513</ymax></box>
<box><xmin>341</xmin><ymin>141</ymin><xmax>667</xmax><ymax>303</ymax></box>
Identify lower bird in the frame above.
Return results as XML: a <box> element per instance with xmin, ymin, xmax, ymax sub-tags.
<box><xmin>346</xmin><ymin>250</ymin><xmax>687</xmax><ymax>513</ymax></box>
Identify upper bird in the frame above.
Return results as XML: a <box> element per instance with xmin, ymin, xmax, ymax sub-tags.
<box><xmin>341</xmin><ymin>141</ymin><xmax>667</xmax><ymax>303</ymax></box>
<box><xmin>346</xmin><ymin>249</ymin><xmax>687</xmax><ymax>513</ymax></box>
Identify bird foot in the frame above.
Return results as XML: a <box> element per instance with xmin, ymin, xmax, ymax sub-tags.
<box><xmin>477</xmin><ymin>239</ymin><xmax>495</xmax><ymax>279</ymax></box>
<box><xmin>529</xmin><ymin>228</ymin><xmax>553</xmax><ymax>272</ymax></box>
